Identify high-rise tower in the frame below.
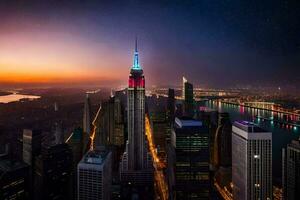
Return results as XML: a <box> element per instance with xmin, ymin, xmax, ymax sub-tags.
<box><xmin>182</xmin><ymin>76</ymin><xmax>187</xmax><ymax>99</ymax></box>
<box><xmin>120</xmin><ymin>39</ymin><xmax>153</xmax><ymax>192</ymax></box>
<box><xmin>127</xmin><ymin>38</ymin><xmax>146</xmax><ymax>170</ymax></box>
<box><xmin>232</xmin><ymin>121</ymin><xmax>272</xmax><ymax>200</ymax></box>
<box><xmin>83</xmin><ymin>93</ymin><xmax>91</xmax><ymax>134</ymax></box>
<box><xmin>167</xmin><ymin>117</ymin><xmax>210</xmax><ymax>199</ymax></box>
<box><xmin>282</xmin><ymin>138</ymin><xmax>300</xmax><ymax>200</ymax></box>
<box><xmin>183</xmin><ymin>77</ymin><xmax>194</xmax><ymax>117</ymax></box>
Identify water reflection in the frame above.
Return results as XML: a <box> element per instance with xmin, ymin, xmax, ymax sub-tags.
<box><xmin>205</xmin><ymin>100</ymin><xmax>300</xmax><ymax>179</ymax></box>
<box><xmin>0</xmin><ymin>92</ymin><xmax>40</xmax><ymax>103</ymax></box>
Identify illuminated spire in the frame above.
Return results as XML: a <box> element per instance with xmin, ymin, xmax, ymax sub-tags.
<box><xmin>135</xmin><ymin>37</ymin><xmax>138</xmax><ymax>52</ymax></box>
<box><xmin>132</xmin><ymin>37</ymin><xmax>141</xmax><ymax>70</ymax></box>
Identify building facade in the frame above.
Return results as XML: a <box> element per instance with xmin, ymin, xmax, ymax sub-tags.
<box><xmin>34</xmin><ymin>143</ymin><xmax>73</xmax><ymax>200</ymax></box>
<box><xmin>282</xmin><ymin>138</ymin><xmax>300</xmax><ymax>200</ymax></box>
<box><xmin>83</xmin><ymin>93</ymin><xmax>91</xmax><ymax>135</ymax></box>
<box><xmin>0</xmin><ymin>159</ymin><xmax>30</xmax><ymax>200</ymax></box>
<box><xmin>167</xmin><ymin>117</ymin><xmax>210</xmax><ymax>199</ymax></box>
<box><xmin>232</xmin><ymin>121</ymin><xmax>272</xmax><ymax>200</ymax></box>
<box><xmin>23</xmin><ymin>129</ymin><xmax>42</xmax><ymax>166</ymax></box>
<box><xmin>77</xmin><ymin>148</ymin><xmax>112</xmax><ymax>200</ymax></box>
<box><xmin>167</xmin><ymin>88</ymin><xmax>175</xmax><ymax>123</ymax></box>
<box><xmin>183</xmin><ymin>77</ymin><xmax>194</xmax><ymax>117</ymax></box>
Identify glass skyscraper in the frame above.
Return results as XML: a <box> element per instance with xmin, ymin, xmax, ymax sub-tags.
<box><xmin>167</xmin><ymin>117</ymin><xmax>210</xmax><ymax>199</ymax></box>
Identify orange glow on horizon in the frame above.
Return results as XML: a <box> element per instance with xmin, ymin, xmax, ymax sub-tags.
<box><xmin>0</xmin><ymin>29</ymin><xmax>130</xmax><ymax>84</ymax></box>
<box><xmin>0</xmin><ymin>68</ymin><xmax>121</xmax><ymax>84</ymax></box>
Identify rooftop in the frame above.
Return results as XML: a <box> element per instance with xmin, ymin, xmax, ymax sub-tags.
<box><xmin>232</xmin><ymin>121</ymin><xmax>272</xmax><ymax>140</ymax></box>
<box><xmin>233</xmin><ymin>121</ymin><xmax>267</xmax><ymax>133</ymax></box>
<box><xmin>175</xmin><ymin>117</ymin><xmax>202</xmax><ymax>128</ymax></box>
<box><xmin>81</xmin><ymin>148</ymin><xmax>109</xmax><ymax>165</ymax></box>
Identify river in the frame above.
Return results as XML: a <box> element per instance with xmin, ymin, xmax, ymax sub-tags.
<box><xmin>0</xmin><ymin>92</ymin><xmax>40</xmax><ymax>103</ymax></box>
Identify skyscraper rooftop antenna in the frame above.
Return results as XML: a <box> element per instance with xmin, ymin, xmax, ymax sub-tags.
<box><xmin>132</xmin><ymin>36</ymin><xmax>141</xmax><ymax>70</ymax></box>
<box><xmin>135</xmin><ymin>36</ymin><xmax>138</xmax><ymax>52</ymax></box>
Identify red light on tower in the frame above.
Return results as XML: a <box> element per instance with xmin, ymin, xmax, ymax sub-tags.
<box><xmin>128</xmin><ymin>76</ymin><xmax>145</xmax><ymax>88</ymax></box>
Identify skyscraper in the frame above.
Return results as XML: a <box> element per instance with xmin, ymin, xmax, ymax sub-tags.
<box><xmin>77</xmin><ymin>148</ymin><xmax>112</xmax><ymax>200</ymax></box>
<box><xmin>282</xmin><ymin>138</ymin><xmax>300</xmax><ymax>200</ymax></box>
<box><xmin>127</xmin><ymin>39</ymin><xmax>146</xmax><ymax>170</ymax></box>
<box><xmin>120</xmin><ymin>39</ymin><xmax>153</xmax><ymax>189</ymax></box>
<box><xmin>34</xmin><ymin>143</ymin><xmax>73</xmax><ymax>200</ymax></box>
<box><xmin>23</xmin><ymin>129</ymin><xmax>42</xmax><ymax>166</ymax></box>
<box><xmin>53</xmin><ymin>121</ymin><xmax>64</xmax><ymax>145</ymax></box>
<box><xmin>167</xmin><ymin>88</ymin><xmax>175</xmax><ymax>123</ymax></box>
<box><xmin>83</xmin><ymin>93</ymin><xmax>91</xmax><ymax>135</ymax></box>
<box><xmin>182</xmin><ymin>77</ymin><xmax>194</xmax><ymax>117</ymax></box>
<box><xmin>232</xmin><ymin>121</ymin><xmax>272</xmax><ymax>200</ymax></box>
<box><xmin>114</xmin><ymin>96</ymin><xmax>125</xmax><ymax>146</ymax></box>
<box><xmin>99</xmin><ymin>96</ymin><xmax>125</xmax><ymax>146</ymax></box>
<box><xmin>167</xmin><ymin>117</ymin><xmax>210</xmax><ymax>199</ymax></box>
<box><xmin>67</xmin><ymin>128</ymin><xmax>84</xmax><ymax>200</ymax></box>
<box><xmin>182</xmin><ymin>76</ymin><xmax>187</xmax><ymax>99</ymax></box>
<box><xmin>22</xmin><ymin>129</ymin><xmax>42</xmax><ymax>199</ymax></box>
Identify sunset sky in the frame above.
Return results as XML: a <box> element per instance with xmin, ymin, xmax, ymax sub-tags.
<box><xmin>0</xmin><ymin>0</ymin><xmax>299</xmax><ymax>87</ymax></box>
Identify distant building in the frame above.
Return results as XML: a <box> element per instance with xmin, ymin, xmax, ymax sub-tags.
<box><xmin>167</xmin><ymin>117</ymin><xmax>210</xmax><ymax>199</ymax></box>
<box><xmin>0</xmin><ymin>159</ymin><xmax>30</xmax><ymax>200</ymax></box>
<box><xmin>114</xmin><ymin>97</ymin><xmax>125</xmax><ymax>146</ymax></box>
<box><xmin>77</xmin><ymin>148</ymin><xmax>112</xmax><ymax>200</ymax></box>
<box><xmin>53</xmin><ymin>121</ymin><xmax>64</xmax><ymax>145</ymax></box>
<box><xmin>196</xmin><ymin>108</ymin><xmax>218</xmax><ymax>170</ymax></box>
<box><xmin>83</xmin><ymin>93</ymin><xmax>91</xmax><ymax>134</ymax></box>
<box><xmin>182</xmin><ymin>76</ymin><xmax>187</xmax><ymax>99</ymax></box>
<box><xmin>232</xmin><ymin>121</ymin><xmax>272</xmax><ymax>200</ymax></box>
<box><xmin>66</xmin><ymin>127</ymin><xmax>84</xmax><ymax>200</ymax></box>
<box><xmin>182</xmin><ymin>77</ymin><xmax>194</xmax><ymax>117</ymax></box>
<box><xmin>22</xmin><ymin>129</ymin><xmax>42</xmax><ymax>199</ymax></box>
<box><xmin>34</xmin><ymin>143</ymin><xmax>73</xmax><ymax>200</ymax></box>
<box><xmin>23</xmin><ymin>129</ymin><xmax>42</xmax><ymax>166</ymax></box>
<box><xmin>66</xmin><ymin>127</ymin><xmax>84</xmax><ymax>199</ymax></box>
<box><xmin>100</xmin><ymin>96</ymin><xmax>125</xmax><ymax>146</ymax></box>
<box><xmin>282</xmin><ymin>138</ymin><xmax>300</xmax><ymax>200</ymax></box>
<box><xmin>68</xmin><ymin>128</ymin><xmax>84</xmax><ymax>167</ymax></box>
<box><xmin>167</xmin><ymin>88</ymin><xmax>175</xmax><ymax>123</ymax></box>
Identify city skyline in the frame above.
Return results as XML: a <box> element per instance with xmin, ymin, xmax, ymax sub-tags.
<box><xmin>0</xmin><ymin>0</ymin><xmax>299</xmax><ymax>88</ymax></box>
<box><xmin>0</xmin><ymin>2</ymin><xmax>300</xmax><ymax>198</ymax></box>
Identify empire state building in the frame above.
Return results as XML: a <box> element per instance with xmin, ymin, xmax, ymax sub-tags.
<box><xmin>120</xmin><ymin>39</ymin><xmax>153</xmax><ymax>186</ymax></box>
<box><xmin>127</xmin><ymin>39</ymin><xmax>146</xmax><ymax>170</ymax></box>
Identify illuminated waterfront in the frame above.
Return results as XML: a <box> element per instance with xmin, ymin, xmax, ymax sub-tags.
<box><xmin>205</xmin><ymin>100</ymin><xmax>300</xmax><ymax>181</ymax></box>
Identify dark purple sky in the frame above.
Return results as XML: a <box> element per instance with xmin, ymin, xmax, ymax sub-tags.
<box><xmin>0</xmin><ymin>0</ymin><xmax>299</xmax><ymax>88</ymax></box>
